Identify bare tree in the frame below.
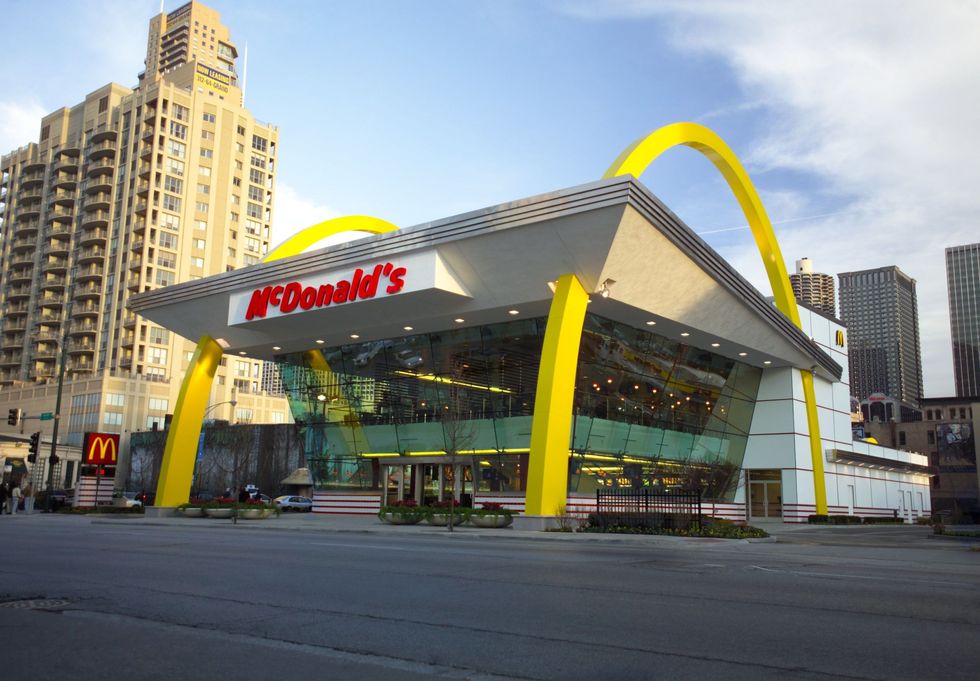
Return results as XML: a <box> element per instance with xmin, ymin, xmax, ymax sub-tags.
<box><xmin>440</xmin><ymin>356</ymin><xmax>477</xmax><ymax>533</ymax></box>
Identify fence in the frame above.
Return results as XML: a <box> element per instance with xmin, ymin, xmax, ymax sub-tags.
<box><xmin>593</xmin><ymin>488</ymin><xmax>702</xmax><ymax>532</ymax></box>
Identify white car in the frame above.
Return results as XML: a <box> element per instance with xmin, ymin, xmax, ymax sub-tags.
<box><xmin>274</xmin><ymin>495</ymin><xmax>313</xmax><ymax>512</ymax></box>
<box><xmin>122</xmin><ymin>491</ymin><xmax>143</xmax><ymax>508</ymax></box>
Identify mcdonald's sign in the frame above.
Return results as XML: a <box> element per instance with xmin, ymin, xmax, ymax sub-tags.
<box><xmin>835</xmin><ymin>330</ymin><xmax>846</xmax><ymax>348</ymax></box>
<box><xmin>83</xmin><ymin>432</ymin><xmax>120</xmax><ymax>465</ymax></box>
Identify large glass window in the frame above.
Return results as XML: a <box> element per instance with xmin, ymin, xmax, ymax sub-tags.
<box><xmin>275</xmin><ymin>314</ymin><xmax>760</xmax><ymax>500</ymax></box>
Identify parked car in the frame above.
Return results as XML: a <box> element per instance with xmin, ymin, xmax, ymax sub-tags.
<box><xmin>274</xmin><ymin>495</ymin><xmax>313</xmax><ymax>512</ymax></box>
<box><xmin>122</xmin><ymin>491</ymin><xmax>143</xmax><ymax>508</ymax></box>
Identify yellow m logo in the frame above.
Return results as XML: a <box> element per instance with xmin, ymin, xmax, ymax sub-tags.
<box><xmin>835</xmin><ymin>330</ymin><xmax>846</xmax><ymax>348</ymax></box>
<box><xmin>85</xmin><ymin>433</ymin><xmax>119</xmax><ymax>464</ymax></box>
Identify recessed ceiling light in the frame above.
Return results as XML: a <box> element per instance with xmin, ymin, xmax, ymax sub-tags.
<box><xmin>454</xmin><ymin>318</ymin><xmax>465</xmax><ymax>323</ymax></box>
<box><xmin>403</xmin><ymin>325</ymin><xmax>413</xmax><ymax>331</ymax></box>
<box><xmin>238</xmin><ymin>351</ymin><xmax>246</xmax><ymax>356</ymax></box>
<box><xmin>738</xmin><ymin>352</ymin><xmax>748</xmax><ymax>357</ymax></box>
<box><xmin>711</xmin><ymin>342</ymin><xmax>720</xmax><ymax>347</ymax></box>
<box><xmin>680</xmin><ymin>332</ymin><xmax>690</xmax><ymax>337</ymax></box>
<box><xmin>763</xmin><ymin>360</ymin><xmax>772</xmax><ymax>365</ymax></box>
<box><xmin>645</xmin><ymin>321</ymin><xmax>656</xmax><ymax>326</ymax></box>
<box><xmin>350</xmin><ymin>334</ymin><xmax>359</xmax><ymax>339</ymax></box>
<box><xmin>272</xmin><ymin>346</ymin><xmax>281</xmax><ymax>351</ymax></box>
<box><xmin>315</xmin><ymin>339</ymin><xmax>325</xmax><ymax>345</ymax></box>
<box><xmin>508</xmin><ymin>309</ymin><xmax>519</xmax><ymax>315</ymax></box>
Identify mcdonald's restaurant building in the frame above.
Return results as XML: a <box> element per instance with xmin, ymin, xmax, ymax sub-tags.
<box><xmin>129</xmin><ymin>176</ymin><xmax>931</xmax><ymax>525</ymax></box>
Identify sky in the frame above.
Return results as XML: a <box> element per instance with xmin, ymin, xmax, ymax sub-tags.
<box><xmin>2</xmin><ymin>0</ymin><xmax>978</xmax><ymax>397</ymax></box>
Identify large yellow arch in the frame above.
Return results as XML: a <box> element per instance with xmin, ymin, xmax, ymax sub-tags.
<box><xmin>604</xmin><ymin>122</ymin><xmax>828</xmax><ymax>515</ymax></box>
<box><xmin>153</xmin><ymin>216</ymin><xmax>401</xmax><ymax>509</ymax></box>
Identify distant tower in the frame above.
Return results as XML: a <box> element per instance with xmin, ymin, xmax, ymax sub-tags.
<box><xmin>838</xmin><ymin>266</ymin><xmax>923</xmax><ymax>404</ymax></box>
<box><xmin>789</xmin><ymin>258</ymin><xmax>836</xmax><ymax>317</ymax></box>
<box><xmin>946</xmin><ymin>242</ymin><xmax>980</xmax><ymax>396</ymax></box>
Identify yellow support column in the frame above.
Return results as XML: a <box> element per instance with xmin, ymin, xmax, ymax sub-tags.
<box><xmin>524</xmin><ymin>274</ymin><xmax>589</xmax><ymax>517</ymax></box>
<box><xmin>153</xmin><ymin>335</ymin><xmax>223</xmax><ymax>508</ymax></box>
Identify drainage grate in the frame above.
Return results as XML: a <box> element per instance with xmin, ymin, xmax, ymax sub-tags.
<box><xmin>0</xmin><ymin>598</ymin><xmax>72</xmax><ymax>610</ymax></box>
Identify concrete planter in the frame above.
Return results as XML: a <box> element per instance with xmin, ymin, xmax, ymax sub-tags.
<box><xmin>381</xmin><ymin>512</ymin><xmax>422</xmax><ymax>525</ymax></box>
<box><xmin>180</xmin><ymin>507</ymin><xmax>204</xmax><ymax>518</ymax></box>
<box><xmin>239</xmin><ymin>508</ymin><xmax>265</xmax><ymax>519</ymax></box>
<box><xmin>469</xmin><ymin>514</ymin><xmax>513</xmax><ymax>528</ymax></box>
<box><xmin>204</xmin><ymin>507</ymin><xmax>234</xmax><ymax>519</ymax></box>
<box><xmin>426</xmin><ymin>513</ymin><xmax>464</xmax><ymax>526</ymax></box>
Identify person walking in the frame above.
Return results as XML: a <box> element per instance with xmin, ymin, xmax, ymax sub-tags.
<box><xmin>0</xmin><ymin>482</ymin><xmax>8</xmax><ymax>515</ymax></box>
<box><xmin>9</xmin><ymin>483</ymin><xmax>20</xmax><ymax>515</ymax></box>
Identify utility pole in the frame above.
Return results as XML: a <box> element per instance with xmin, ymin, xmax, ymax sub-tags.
<box><xmin>46</xmin><ymin>268</ymin><xmax>75</xmax><ymax>508</ymax></box>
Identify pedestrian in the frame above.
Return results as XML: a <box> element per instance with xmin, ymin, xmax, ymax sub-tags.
<box><xmin>0</xmin><ymin>482</ymin><xmax>7</xmax><ymax>515</ymax></box>
<box><xmin>238</xmin><ymin>486</ymin><xmax>249</xmax><ymax>503</ymax></box>
<box><xmin>22</xmin><ymin>481</ymin><xmax>34</xmax><ymax>514</ymax></box>
<box><xmin>9</xmin><ymin>483</ymin><xmax>20</xmax><ymax>515</ymax></box>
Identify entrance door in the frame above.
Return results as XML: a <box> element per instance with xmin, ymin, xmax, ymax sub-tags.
<box><xmin>748</xmin><ymin>470</ymin><xmax>782</xmax><ymax>520</ymax></box>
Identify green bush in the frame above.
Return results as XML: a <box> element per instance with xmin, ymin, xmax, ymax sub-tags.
<box><xmin>808</xmin><ymin>514</ymin><xmax>830</xmax><ymax>523</ymax></box>
<box><xmin>861</xmin><ymin>516</ymin><xmax>904</xmax><ymax>524</ymax></box>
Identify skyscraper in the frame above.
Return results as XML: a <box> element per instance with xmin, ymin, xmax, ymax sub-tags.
<box><xmin>838</xmin><ymin>266</ymin><xmax>923</xmax><ymax>404</ymax></box>
<box><xmin>0</xmin><ymin>2</ymin><xmax>288</xmax><ymax>471</ymax></box>
<box><xmin>789</xmin><ymin>257</ymin><xmax>836</xmax><ymax>317</ymax></box>
<box><xmin>947</xmin><ymin>242</ymin><xmax>980</xmax><ymax>397</ymax></box>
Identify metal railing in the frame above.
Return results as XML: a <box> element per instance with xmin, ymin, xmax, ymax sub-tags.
<box><xmin>593</xmin><ymin>488</ymin><xmax>702</xmax><ymax>532</ymax></box>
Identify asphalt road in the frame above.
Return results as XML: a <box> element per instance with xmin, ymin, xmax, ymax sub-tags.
<box><xmin>2</xmin><ymin>517</ymin><xmax>978</xmax><ymax>680</ymax></box>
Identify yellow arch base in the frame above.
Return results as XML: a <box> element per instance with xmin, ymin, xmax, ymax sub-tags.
<box><xmin>154</xmin><ymin>335</ymin><xmax>223</xmax><ymax>507</ymax></box>
<box><xmin>525</xmin><ymin>274</ymin><xmax>590</xmax><ymax>516</ymax></box>
<box><xmin>604</xmin><ymin>122</ymin><xmax>827</xmax><ymax>515</ymax></box>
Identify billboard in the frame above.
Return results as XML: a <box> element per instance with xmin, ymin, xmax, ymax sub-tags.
<box><xmin>936</xmin><ymin>423</ymin><xmax>975</xmax><ymax>467</ymax></box>
<box><xmin>195</xmin><ymin>64</ymin><xmax>231</xmax><ymax>94</ymax></box>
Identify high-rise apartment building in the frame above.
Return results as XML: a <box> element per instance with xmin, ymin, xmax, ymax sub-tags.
<box><xmin>947</xmin><ymin>243</ymin><xmax>980</xmax><ymax>397</ymax></box>
<box><xmin>789</xmin><ymin>257</ymin><xmax>836</xmax><ymax>317</ymax></box>
<box><xmin>0</xmin><ymin>2</ymin><xmax>288</xmax><ymax>482</ymax></box>
<box><xmin>838</xmin><ymin>266</ymin><xmax>923</xmax><ymax>404</ymax></box>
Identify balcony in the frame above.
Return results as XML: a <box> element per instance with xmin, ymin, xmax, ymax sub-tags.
<box><xmin>121</xmin><ymin>312</ymin><xmax>137</xmax><ymax>328</ymax></box>
<box><xmin>33</xmin><ymin>331</ymin><xmax>62</xmax><ymax>343</ymax></box>
<box><xmin>139</xmin><ymin>144</ymin><xmax>153</xmax><ymax>160</ymax></box>
<box><xmin>47</xmin><ymin>206</ymin><xmax>74</xmax><ymax>223</ymax></box>
<box><xmin>128</xmin><ymin>255</ymin><xmax>143</xmax><ymax>271</ymax></box>
<box><xmin>86</xmin><ymin>176</ymin><xmax>112</xmax><ymax>194</ymax></box>
<box><xmin>7</xmin><ymin>269</ymin><xmax>33</xmax><ymax>286</ymax></box>
<box><xmin>137</xmin><ymin>163</ymin><xmax>152</xmax><ymax>179</ymax></box>
<box><xmin>141</xmin><ymin>126</ymin><xmax>155</xmax><ymax>142</ymax></box>
<box><xmin>86</xmin><ymin>159</ymin><xmax>115</xmax><ymax>178</ymax></box>
<box><xmin>126</xmin><ymin>276</ymin><xmax>142</xmax><ymax>292</ymax></box>
<box><xmin>57</xmin><ymin>146</ymin><xmax>81</xmax><ymax>159</ymax></box>
<box><xmin>120</xmin><ymin>334</ymin><xmax>135</xmax><ymax>348</ymax></box>
<box><xmin>51</xmin><ymin>172</ymin><xmax>77</xmax><ymax>190</ymax></box>
<box><xmin>14</xmin><ymin>219</ymin><xmax>40</xmax><ymax>236</ymax></box>
<box><xmin>45</xmin><ymin>237</ymin><xmax>71</xmax><ymax>257</ymax></box>
<box><xmin>39</xmin><ymin>271</ymin><xmax>67</xmax><ymax>290</ymax></box>
<box><xmin>76</xmin><ymin>264</ymin><xmax>105</xmax><ymax>282</ymax></box>
<box><xmin>89</xmin><ymin>141</ymin><xmax>116</xmax><ymax>160</ymax></box>
<box><xmin>132</xmin><ymin>219</ymin><xmax>147</xmax><ymax>235</ymax></box>
<box><xmin>91</xmin><ymin>129</ymin><xmax>118</xmax><ymax>144</ymax></box>
<box><xmin>67</xmin><ymin>359</ymin><xmax>95</xmax><ymax>374</ymax></box>
<box><xmin>42</xmin><ymin>256</ymin><xmax>70</xmax><ymax>274</ymax></box>
<box><xmin>68</xmin><ymin>322</ymin><xmax>98</xmax><ymax>337</ymax></box>
<box><xmin>20</xmin><ymin>188</ymin><xmax>43</xmax><ymax>201</ymax></box>
<box><xmin>20</xmin><ymin>171</ymin><xmax>44</xmax><ymax>189</ymax></box>
<box><xmin>85</xmin><ymin>192</ymin><xmax>111</xmax><ymax>210</ymax></box>
<box><xmin>68</xmin><ymin>340</ymin><xmax>95</xmax><ymax>355</ymax></box>
<box><xmin>46</xmin><ymin>222</ymin><xmax>72</xmax><ymax>237</ymax></box>
<box><xmin>11</xmin><ymin>237</ymin><xmax>36</xmax><ymax>252</ymax></box>
<box><xmin>77</xmin><ymin>247</ymin><xmax>106</xmax><ymax>265</ymax></box>
<box><xmin>134</xmin><ymin>200</ymin><xmax>148</xmax><ymax>216</ymax></box>
<box><xmin>16</xmin><ymin>204</ymin><xmax>41</xmax><ymax>220</ymax></box>
<box><xmin>143</xmin><ymin>108</ymin><xmax>157</xmax><ymax>123</ymax></box>
<box><xmin>131</xmin><ymin>239</ymin><xmax>144</xmax><ymax>252</ymax></box>
<box><xmin>5</xmin><ymin>303</ymin><xmax>30</xmax><ymax>316</ymax></box>
<box><xmin>80</xmin><ymin>210</ymin><xmax>110</xmax><ymax>228</ymax></box>
<box><xmin>37</xmin><ymin>294</ymin><xmax>64</xmax><ymax>310</ymax></box>
<box><xmin>33</xmin><ymin>346</ymin><xmax>60</xmax><ymax>361</ymax></box>
<box><xmin>9</xmin><ymin>252</ymin><xmax>34</xmax><ymax>267</ymax></box>
<box><xmin>0</xmin><ymin>353</ymin><xmax>22</xmax><ymax>368</ymax></box>
<box><xmin>73</xmin><ymin>302</ymin><xmax>100</xmax><ymax>318</ymax></box>
<box><xmin>23</xmin><ymin>161</ymin><xmax>46</xmax><ymax>174</ymax></box>
<box><xmin>54</xmin><ymin>157</ymin><xmax>80</xmax><ymax>174</ymax></box>
<box><xmin>8</xmin><ymin>286</ymin><xmax>32</xmax><ymax>301</ymax></box>
<box><xmin>3</xmin><ymin>321</ymin><xmax>28</xmax><ymax>333</ymax></box>
<box><xmin>0</xmin><ymin>335</ymin><xmax>25</xmax><ymax>351</ymax></box>
<box><xmin>78</xmin><ymin>228</ymin><xmax>108</xmax><ymax>247</ymax></box>
<box><xmin>49</xmin><ymin>188</ymin><xmax>76</xmax><ymax>206</ymax></box>
<box><xmin>74</xmin><ymin>284</ymin><xmax>102</xmax><ymax>301</ymax></box>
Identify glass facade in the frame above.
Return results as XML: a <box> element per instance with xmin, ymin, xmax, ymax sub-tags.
<box><xmin>276</xmin><ymin>314</ymin><xmax>761</xmax><ymax>501</ymax></box>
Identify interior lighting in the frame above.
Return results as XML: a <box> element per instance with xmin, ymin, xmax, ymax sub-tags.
<box><xmin>392</xmin><ymin>370</ymin><xmax>513</xmax><ymax>394</ymax></box>
<box><xmin>238</xmin><ymin>351</ymin><xmax>246</xmax><ymax>356</ymax></box>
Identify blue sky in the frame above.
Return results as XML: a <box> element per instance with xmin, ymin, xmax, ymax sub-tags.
<box><xmin>3</xmin><ymin>0</ymin><xmax>979</xmax><ymax>396</ymax></box>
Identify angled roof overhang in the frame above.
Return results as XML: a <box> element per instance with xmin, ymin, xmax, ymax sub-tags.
<box><xmin>128</xmin><ymin>176</ymin><xmax>842</xmax><ymax>381</ymax></box>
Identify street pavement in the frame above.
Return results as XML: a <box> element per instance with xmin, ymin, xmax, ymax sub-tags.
<box><xmin>2</xmin><ymin>512</ymin><xmax>978</xmax><ymax>680</ymax></box>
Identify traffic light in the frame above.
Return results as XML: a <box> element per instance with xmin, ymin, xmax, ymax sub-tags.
<box><xmin>28</xmin><ymin>431</ymin><xmax>40</xmax><ymax>463</ymax></box>
<box><xmin>7</xmin><ymin>408</ymin><xmax>21</xmax><ymax>426</ymax></box>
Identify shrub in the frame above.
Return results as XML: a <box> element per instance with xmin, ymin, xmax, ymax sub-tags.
<box><xmin>861</xmin><ymin>516</ymin><xmax>904</xmax><ymax>524</ymax></box>
<box><xmin>808</xmin><ymin>514</ymin><xmax>830</xmax><ymax>523</ymax></box>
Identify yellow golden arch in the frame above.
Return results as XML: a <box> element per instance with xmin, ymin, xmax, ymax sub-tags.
<box><xmin>154</xmin><ymin>123</ymin><xmax>828</xmax><ymax>517</ymax></box>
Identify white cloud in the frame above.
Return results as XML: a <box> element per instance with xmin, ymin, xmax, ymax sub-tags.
<box><xmin>564</xmin><ymin>0</ymin><xmax>980</xmax><ymax>396</ymax></box>
<box><xmin>0</xmin><ymin>100</ymin><xmax>46</xmax><ymax>154</ymax></box>
<box><xmin>271</xmin><ymin>182</ymin><xmax>351</xmax><ymax>251</ymax></box>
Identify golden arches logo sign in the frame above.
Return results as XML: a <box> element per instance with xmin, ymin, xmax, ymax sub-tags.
<box><xmin>83</xmin><ymin>432</ymin><xmax>120</xmax><ymax>465</ymax></box>
<box><xmin>835</xmin><ymin>330</ymin><xmax>846</xmax><ymax>348</ymax></box>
